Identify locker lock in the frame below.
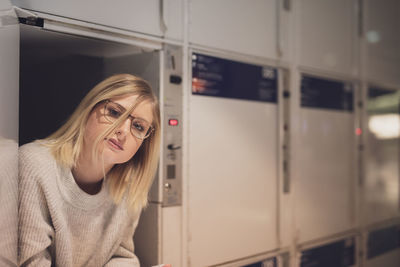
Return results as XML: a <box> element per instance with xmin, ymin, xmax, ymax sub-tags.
<box><xmin>169</xmin><ymin>75</ymin><xmax>182</xmax><ymax>85</ymax></box>
<box><xmin>164</xmin><ymin>183</ymin><xmax>172</xmax><ymax>190</ymax></box>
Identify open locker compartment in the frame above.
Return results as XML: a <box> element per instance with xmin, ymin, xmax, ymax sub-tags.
<box><xmin>19</xmin><ymin>23</ymin><xmax>160</xmax><ymax>145</ymax></box>
<box><xmin>17</xmin><ymin>14</ymin><xmax>184</xmax><ymax>266</ymax></box>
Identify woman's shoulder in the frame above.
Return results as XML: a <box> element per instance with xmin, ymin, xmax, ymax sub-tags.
<box><xmin>19</xmin><ymin>140</ymin><xmax>52</xmax><ymax>158</ymax></box>
<box><xmin>19</xmin><ymin>141</ymin><xmax>57</xmax><ymax>176</ymax></box>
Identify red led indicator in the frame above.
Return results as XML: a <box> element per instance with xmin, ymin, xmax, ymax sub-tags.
<box><xmin>169</xmin><ymin>119</ymin><xmax>179</xmax><ymax>126</ymax></box>
<box><xmin>356</xmin><ymin>128</ymin><xmax>362</xmax><ymax>136</ymax></box>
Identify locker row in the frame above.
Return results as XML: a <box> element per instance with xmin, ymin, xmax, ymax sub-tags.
<box><xmin>1</xmin><ymin>1</ymin><xmax>399</xmax><ymax>266</ymax></box>
<box><xmin>239</xmin><ymin>225</ymin><xmax>400</xmax><ymax>267</ymax></box>
<box><xmin>7</xmin><ymin>0</ymin><xmax>400</xmax><ymax>85</ymax></box>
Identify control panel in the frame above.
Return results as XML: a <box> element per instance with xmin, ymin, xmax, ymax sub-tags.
<box><xmin>161</xmin><ymin>44</ymin><xmax>182</xmax><ymax>206</ymax></box>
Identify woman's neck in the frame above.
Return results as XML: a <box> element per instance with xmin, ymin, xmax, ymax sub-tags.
<box><xmin>72</xmin><ymin>151</ymin><xmax>113</xmax><ymax>195</ymax></box>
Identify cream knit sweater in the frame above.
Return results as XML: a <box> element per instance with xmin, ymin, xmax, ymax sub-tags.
<box><xmin>18</xmin><ymin>142</ymin><xmax>141</xmax><ymax>267</ymax></box>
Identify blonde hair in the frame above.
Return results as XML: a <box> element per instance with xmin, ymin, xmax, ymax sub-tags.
<box><xmin>45</xmin><ymin>74</ymin><xmax>160</xmax><ymax>212</ymax></box>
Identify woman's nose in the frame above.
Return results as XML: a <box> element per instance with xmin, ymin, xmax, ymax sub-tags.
<box><xmin>116</xmin><ymin>118</ymin><xmax>131</xmax><ymax>136</ymax></box>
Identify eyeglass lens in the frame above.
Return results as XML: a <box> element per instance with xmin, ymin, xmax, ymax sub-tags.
<box><xmin>104</xmin><ymin>101</ymin><xmax>152</xmax><ymax>139</ymax></box>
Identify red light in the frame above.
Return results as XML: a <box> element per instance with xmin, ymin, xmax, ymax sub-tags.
<box><xmin>169</xmin><ymin>119</ymin><xmax>179</xmax><ymax>126</ymax></box>
<box><xmin>356</xmin><ymin>128</ymin><xmax>362</xmax><ymax>136</ymax></box>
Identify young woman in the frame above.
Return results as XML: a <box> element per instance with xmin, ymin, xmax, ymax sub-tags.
<box><xmin>18</xmin><ymin>74</ymin><xmax>168</xmax><ymax>266</ymax></box>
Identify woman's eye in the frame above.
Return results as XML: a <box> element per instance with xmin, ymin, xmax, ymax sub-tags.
<box><xmin>132</xmin><ymin>121</ymin><xmax>145</xmax><ymax>132</ymax></box>
<box><xmin>108</xmin><ymin>107</ymin><xmax>121</xmax><ymax>118</ymax></box>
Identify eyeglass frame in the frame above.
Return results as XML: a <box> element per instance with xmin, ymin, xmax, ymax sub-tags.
<box><xmin>102</xmin><ymin>99</ymin><xmax>155</xmax><ymax>140</ymax></box>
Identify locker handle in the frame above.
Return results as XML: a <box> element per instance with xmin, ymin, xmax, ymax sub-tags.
<box><xmin>167</xmin><ymin>144</ymin><xmax>181</xmax><ymax>150</ymax></box>
<box><xmin>283</xmin><ymin>158</ymin><xmax>290</xmax><ymax>193</ymax></box>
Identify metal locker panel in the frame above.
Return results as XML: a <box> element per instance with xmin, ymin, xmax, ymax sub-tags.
<box><xmin>103</xmin><ymin>51</ymin><xmax>161</xmax><ymax>100</ymax></box>
<box><xmin>189</xmin><ymin>0</ymin><xmax>278</xmax><ymax>59</ymax></box>
<box><xmin>162</xmin><ymin>206</ymin><xmax>182</xmax><ymax>267</ymax></box>
<box><xmin>297</xmin><ymin>0</ymin><xmax>358</xmax><ymax>75</ymax></box>
<box><xmin>364</xmin><ymin>87</ymin><xmax>400</xmax><ymax>225</ymax></box>
<box><xmin>188</xmin><ymin>95</ymin><xmax>278</xmax><ymax>266</ymax></box>
<box><xmin>11</xmin><ymin>0</ymin><xmax>183</xmax><ymax>39</ymax></box>
<box><xmin>135</xmin><ymin>206</ymin><xmax>183</xmax><ymax>267</ymax></box>
<box><xmin>294</xmin><ymin>110</ymin><xmax>355</xmax><ymax>242</ymax></box>
<box><xmin>0</xmin><ymin>0</ymin><xmax>11</xmax><ymax>9</ymax></box>
<box><xmin>293</xmin><ymin>76</ymin><xmax>356</xmax><ymax>243</ymax></box>
<box><xmin>135</xmin><ymin>203</ymin><xmax>162</xmax><ymax>267</ymax></box>
<box><xmin>363</xmin><ymin>0</ymin><xmax>400</xmax><ymax>86</ymax></box>
<box><xmin>0</xmin><ymin>2</ymin><xmax>18</xmax><ymax>141</ymax></box>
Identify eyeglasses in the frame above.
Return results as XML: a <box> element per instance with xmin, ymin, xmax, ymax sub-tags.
<box><xmin>103</xmin><ymin>100</ymin><xmax>154</xmax><ymax>140</ymax></box>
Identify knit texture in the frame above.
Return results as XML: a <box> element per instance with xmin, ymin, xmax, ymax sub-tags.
<box><xmin>0</xmin><ymin>138</ymin><xmax>18</xmax><ymax>266</ymax></box>
<box><xmin>18</xmin><ymin>142</ymin><xmax>141</xmax><ymax>267</ymax></box>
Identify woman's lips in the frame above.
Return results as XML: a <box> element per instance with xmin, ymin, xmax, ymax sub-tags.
<box><xmin>107</xmin><ymin>138</ymin><xmax>123</xmax><ymax>150</ymax></box>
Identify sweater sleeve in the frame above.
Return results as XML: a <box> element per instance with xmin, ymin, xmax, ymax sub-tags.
<box><xmin>104</xmin><ymin>211</ymin><xmax>141</xmax><ymax>267</ymax></box>
<box><xmin>18</xmin><ymin>148</ymin><xmax>54</xmax><ymax>267</ymax></box>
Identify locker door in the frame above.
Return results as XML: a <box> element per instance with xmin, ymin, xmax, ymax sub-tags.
<box><xmin>364</xmin><ymin>87</ymin><xmax>400</xmax><ymax>224</ymax></box>
<box><xmin>188</xmin><ymin>53</ymin><xmax>279</xmax><ymax>266</ymax></box>
<box><xmin>11</xmin><ymin>0</ymin><xmax>183</xmax><ymax>40</ymax></box>
<box><xmin>189</xmin><ymin>0</ymin><xmax>279</xmax><ymax>59</ymax></box>
<box><xmin>297</xmin><ymin>0</ymin><xmax>358</xmax><ymax>75</ymax></box>
<box><xmin>293</xmin><ymin>75</ymin><xmax>356</xmax><ymax>243</ymax></box>
<box><xmin>363</xmin><ymin>0</ymin><xmax>400</xmax><ymax>85</ymax></box>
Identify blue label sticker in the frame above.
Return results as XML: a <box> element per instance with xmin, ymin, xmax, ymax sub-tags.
<box><xmin>367</xmin><ymin>225</ymin><xmax>400</xmax><ymax>259</ymax></box>
<box><xmin>300</xmin><ymin>238</ymin><xmax>355</xmax><ymax>267</ymax></box>
<box><xmin>301</xmin><ymin>75</ymin><xmax>353</xmax><ymax>111</ymax></box>
<box><xmin>192</xmin><ymin>53</ymin><xmax>278</xmax><ymax>103</ymax></box>
<box><xmin>242</xmin><ymin>256</ymin><xmax>277</xmax><ymax>267</ymax></box>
